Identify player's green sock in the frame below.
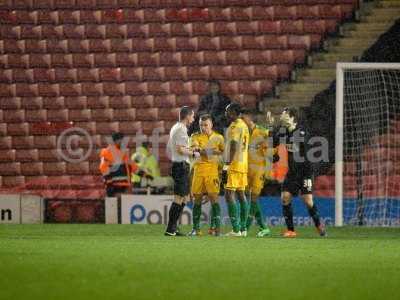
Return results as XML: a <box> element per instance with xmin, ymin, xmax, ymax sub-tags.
<box><xmin>246</xmin><ymin>202</ymin><xmax>256</xmax><ymax>230</ymax></box>
<box><xmin>192</xmin><ymin>203</ymin><xmax>202</xmax><ymax>230</ymax></box>
<box><xmin>212</xmin><ymin>203</ymin><xmax>221</xmax><ymax>229</ymax></box>
<box><xmin>239</xmin><ymin>200</ymin><xmax>249</xmax><ymax>232</ymax></box>
<box><xmin>253</xmin><ymin>201</ymin><xmax>266</xmax><ymax>230</ymax></box>
<box><xmin>227</xmin><ymin>201</ymin><xmax>240</xmax><ymax>232</ymax></box>
<box><xmin>209</xmin><ymin>206</ymin><xmax>215</xmax><ymax>229</ymax></box>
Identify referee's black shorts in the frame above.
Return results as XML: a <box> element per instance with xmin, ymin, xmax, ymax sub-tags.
<box><xmin>171</xmin><ymin>161</ymin><xmax>190</xmax><ymax>197</ymax></box>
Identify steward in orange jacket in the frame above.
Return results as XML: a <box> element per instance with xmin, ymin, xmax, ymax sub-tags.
<box><xmin>99</xmin><ymin>132</ymin><xmax>138</xmax><ymax>197</ymax></box>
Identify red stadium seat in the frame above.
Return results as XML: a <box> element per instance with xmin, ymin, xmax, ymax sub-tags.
<box><xmin>143</xmin><ymin>67</ymin><xmax>165</xmax><ymax>81</ymax></box>
<box><xmin>80</xmin><ymin>82</ymin><xmax>103</xmax><ymax>96</ymax></box>
<box><xmin>20</xmin><ymin>98</ymin><xmax>42</xmax><ymax>110</ymax></box>
<box><xmin>0</xmin><ymin>162</ymin><xmax>21</xmax><ymax>176</ymax></box>
<box><xmin>176</xmin><ymin>94</ymin><xmax>199</xmax><ymax>107</ymax></box>
<box><xmin>142</xmin><ymin>121</ymin><xmax>166</xmax><ymax>135</ymax></box>
<box><xmin>7</xmin><ymin>123</ymin><xmax>30</xmax><ymax>136</ymax></box>
<box><xmin>119</xmin><ymin>121</ymin><xmax>142</xmax><ymax>135</ymax></box>
<box><xmin>0</xmin><ymin>149</ymin><xmax>16</xmax><ymax>162</ymax></box>
<box><xmin>21</xmin><ymin>162</ymin><xmax>44</xmax><ymax>176</ymax></box>
<box><xmin>77</xmin><ymin>68</ymin><xmax>99</xmax><ymax>82</ymax></box>
<box><xmin>1</xmin><ymin>26</ymin><xmax>21</xmax><ymax>39</ymax></box>
<box><xmin>159</xmin><ymin>108</ymin><xmax>180</xmax><ymax>121</ymax></box>
<box><xmin>113</xmin><ymin>108</ymin><xmax>136</xmax><ymax>121</ymax></box>
<box><xmin>168</xmin><ymin>23</ymin><xmax>190</xmax><ymax>37</ymax></box>
<box><xmin>131</xmin><ymin>95</ymin><xmax>155</xmax><ymax>108</ymax></box>
<box><xmin>86</xmin><ymin>96</ymin><xmax>109</xmax><ymax>109</ymax></box>
<box><xmin>164</xmin><ymin>66</ymin><xmax>187</xmax><ymax>80</ymax></box>
<box><xmin>66</xmin><ymin>162</ymin><xmax>90</xmax><ymax>175</ymax></box>
<box><xmin>4</xmin><ymin>109</ymin><xmax>25</xmax><ymax>123</ymax></box>
<box><xmin>254</xmin><ymin>64</ymin><xmax>291</xmax><ymax>81</ymax></box>
<box><xmin>186</xmin><ymin>22</ymin><xmax>213</xmax><ymax>37</ymax></box>
<box><xmin>0</xmin><ymin>137</ymin><xmax>12</xmax><ymax>149</ymax></box>
<box><xmin>93</xmin><ymin>53</ymin><xmax>116</xmax><ymax>67</ymax></box>
<box><xmin>137</xmin><ymin>53</ymin><xmax>159</xmax><ymax>66</ymax></box>
<box><xmin>80</xmin><ymin>10</ymin><xmax>101</xmax><ymax>23</ymax></box>
<box><xmin>0</xmin><ymin>70</ymin><xmax>13</xmax><ymax>84</ymax></box>
<box><xmin>64</xmin><ymin>96</ymin><xmax>87</xmax><ymax>109</ymax></box>
<box><xmin>73</xmin><ymin>121</ymin><xmax>96</xmax><ymax>135</ymax></box>
<box><xmin>181</xmin><ymin>51</ymin><xmax>204</xmax><ymax>65</ymax></box>
<box><xmin>238</xmin><ymin>80</ymin><xmax>272</xmax><ymax>95</ymax></box>
<box><xmin>42</xmin><ymin>97</ymin><xmax>64</xmax><ymax>110</ymax></box>
<box><xmin>225</xmin><ymin>51</ymin><xmax>249</xmax><ymax>65</ymax></box>
<box><xmin>3</xmin><ymin>40</ymin><xmax>25</xmax><ymax>54</ymax></box>
<box><xmin>231</xmin><ymin>65</ymin><xmax>254</xmax><ymax>80</ymax></box>
<box><xmin>214</xmin><ymin>22</ymin><xmax>236</xmax><ymax>36</ymax></box>
<box><xmin>0</xmin><ymin>123</ymin><xmax>6</xmax><ymax>136</ymax></box>
<box><xmin>154</xmin><ymin>94</ymin><xmax>177</xmax><ymax>108</ymax></box>
<box><xmin>58</xmin><ymin>10</ymin><xmax>80</xmax><ymax>24</ymax></box>
<box><xmin>33</xmin><ymin>69</ymin><xmax>55</xmax><ymax>83</ymax></box>
<box><xmin>0</xmin><ymin>98</ymin><xmax>21</xmax><ymax>109</ymax></box>
<box><xmin>91</xmin><ymin>109</ymin><xmax>114</xmax><ymax>122</ymax></box>
<box><xmin>47</xmin><ymin>109</ymin><xmax>69</xmax><ymax>122</ymax></box>
<box><xmin>95</xmin><ymin>122</ymin><xmax>119</xmax><ymax>135</ymax></box>
<box><xmin>108</xmin><ymin>96</ymin><xmax>131</xmax><ymax>108</ymax></box>
<box><xmin>51</xmin><ymin>54</ymin><xmax>73</xmax><ymax>68</ymax></box>
<box><xmin>68</xmin><ymin>109</ymin><xmax>91</xmax><ymax>122</ymax></box>
<box><xmin>43</xmin><ymin>162</ymin><xmax>67</xmax><ymax>176</ymax></box>
<box><xmin>105</xmin><ymin>24</ymin><xmax>128</xmax><ymax>38</ymax></box>
<box><xmin>12</xmin><ymin>136</ymin><xmax>35</xmax><ymax>149</ymax></box>
<box><xmin>119</xmin><ymin>67</ymin><xmax>142</xmax><ymax>81</ymax></box>
<box><xmin>186</xmin><ymin>66</ymin><xmax>210</xmax><ymax>80</ymax></box>
<box><xmin>102</xmin><ymin>82</ymin><xmax>125</xmax><ymax>96</ymax></box>
<box><xmin>34</xmin><ymin>135</ymin><xmax>57</xmax><ymax>149</ymax></box>
<box><xmin>175</xmin><ymin>37</ymin><xmax>198</xmax><ymax>51</ymax></box>
<box><xmin>85</xmin><ymin>24</ymin><xmax>106</xmax><ymax>39</ymax></box>
<box><xmin>12</xmin><ymin>69</ymin><xmax>33</xmax><ymax>83</ymax></box>
<box><xmin>136</xmin><ymin>108</ymin><xmax>158</xmax><ymax>121</ymax></box>
<box><xmin>209</xmin><ymin>65</ymin><xmax>232</xmax><ymax>80</ymax></box>
<box><xmin>8</xmin><ymin>54</ymin><xmax>29</xmax><ymax>68</ymax></box>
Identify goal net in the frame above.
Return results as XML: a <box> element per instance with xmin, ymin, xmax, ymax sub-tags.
<box><xmin>336</xmin><ymin>63</ymin><xmax>400</xmax><ymax>226</ymax></box>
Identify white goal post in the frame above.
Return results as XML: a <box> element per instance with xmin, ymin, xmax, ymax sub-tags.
<box><xmin>336</xmin><ymin>62</ymin><xmax>400</xmax><ymax>226</ymax></box>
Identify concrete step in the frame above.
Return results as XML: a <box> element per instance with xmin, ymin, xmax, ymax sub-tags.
<box><xmin>297</xmin><ymin>75</ymin><xmax>333</xmax><ymax>84</ymax></box>
<box><xmin>279</xmin><ymin>91</ymin><xmax>320</xmax><ymax>101</ymax></box>
<box><xmin>313</xmin><ymin>53</ymin><xmax>356</xmax><ymax>63</ymax></box>
<box><xmin>301</xmin><ymin>68</ymin><xmax>336</xmax><ymax>78</ymax></box>
<box><xmin>342</xmin><ymin>30</ymin><xmax>382</xmax><ymax>39</ymax></box>
<box><xmin>378</xmin><ymin>1</ymin><xmax>400</xmax><ymax>8</ymax></box>
<box><xmin>259</xmin><ymin>1</ymin><xmax>398</xmax><ymax>118</ymax></box>
<box><xmin>354</xmin><ymin>21</ymin><xmax>395</xmax><ymax>31</ymax></box>
<box><xmin>343</xmin><ymin>22</ymin><xmax>393</xmax><ymax>32</ymax></box>
<box><xmin>281</xmin><ymin>82</ymin><xmax>329</xmax><ymax>92</ymax></box>
<box><xmin>335</xmin><ymin>38</ymin><xmax>376</xmax><ymax>48</ymax></box>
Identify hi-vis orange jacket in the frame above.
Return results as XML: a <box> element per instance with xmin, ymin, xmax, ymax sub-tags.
<box><xmin>271</xmin><ymin>144</ymin><xmax>288</xmax><ymax>183</ymax></box>
<box><xmin>99</xmin><ymin>145</ymin><xmax>138</xmax><ymax>188</ymax></box>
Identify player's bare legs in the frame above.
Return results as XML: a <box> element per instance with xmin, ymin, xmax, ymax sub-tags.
<box><xmin>281</xmin><ymin>191</ymin><xmax>296</xmax><ymax>237</ymax></box>
<box><xmin>302</xmin><ymin>194</ymin><xmax>326</xmax><ymax>236</ymax></box>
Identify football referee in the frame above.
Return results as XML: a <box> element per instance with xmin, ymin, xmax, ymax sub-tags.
<box><xmin>165</xmin><ymin>106</ymin><xmax>199</xmax><ymax>236</ymax></box>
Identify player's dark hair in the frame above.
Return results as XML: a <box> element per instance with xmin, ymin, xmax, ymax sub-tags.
<box><xmin>142</xmin><ymin>141</ymin><xmax>151</xmax><ymax>149</ymax></box>
<box><xmin>208</xmin><ymin>79</ymin><xmax>221</xmax><ymax>87</ymax></box>
<box><xmin>283</xmin><ymin>107</ymin><xmax>298</xmax><ymax>121</ymax></box>
<box><xmin>179</xmin><ymin>106</ymin><xmax>194</xmax><ymax>121</ymax></box>
<box><xmin>112</xmin><ymin>132</ymin><xmax>124</xmax><ymax>142</ymax></box>
<box><xmin>226</xmin><ymin>102</ymin><xmax>242</xmax><ymax>115</ymax></box>
<box><xmin>199</xmin><ymin>114</ymin><xmax>213</xmax><ymax>122</ymax></box>
<box><xmin>241</xmin><ymin>109</ymin><xmax>259</xmax><ymax>120</ymax></box>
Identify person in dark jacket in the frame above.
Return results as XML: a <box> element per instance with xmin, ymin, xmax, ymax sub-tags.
<box><xmin>273</xmin><ymin>108</ymin><xmax>326</xmax><ymax>238</ymax></box>
<box><xmin>189</xmin><ymin>80</ymin><xmax>232</xmax><ymax>135</ymax></box>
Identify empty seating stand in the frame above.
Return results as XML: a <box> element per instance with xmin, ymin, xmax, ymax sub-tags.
<box><xmin>0</xmin><ymin>0</ymin><xmax>358</xmax><ymax>197</ymax></box>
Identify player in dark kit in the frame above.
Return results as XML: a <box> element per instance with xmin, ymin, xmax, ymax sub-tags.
<box><xmin>273</xmin><ymin>107</ymin><xmax>326</xmax><ymax>238</ymax></box>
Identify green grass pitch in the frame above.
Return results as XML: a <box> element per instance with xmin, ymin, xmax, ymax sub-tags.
<box><xmin>0</xmin><ymin>225</ymin><xmax>399</xmax><ymax>300</ymax></box>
